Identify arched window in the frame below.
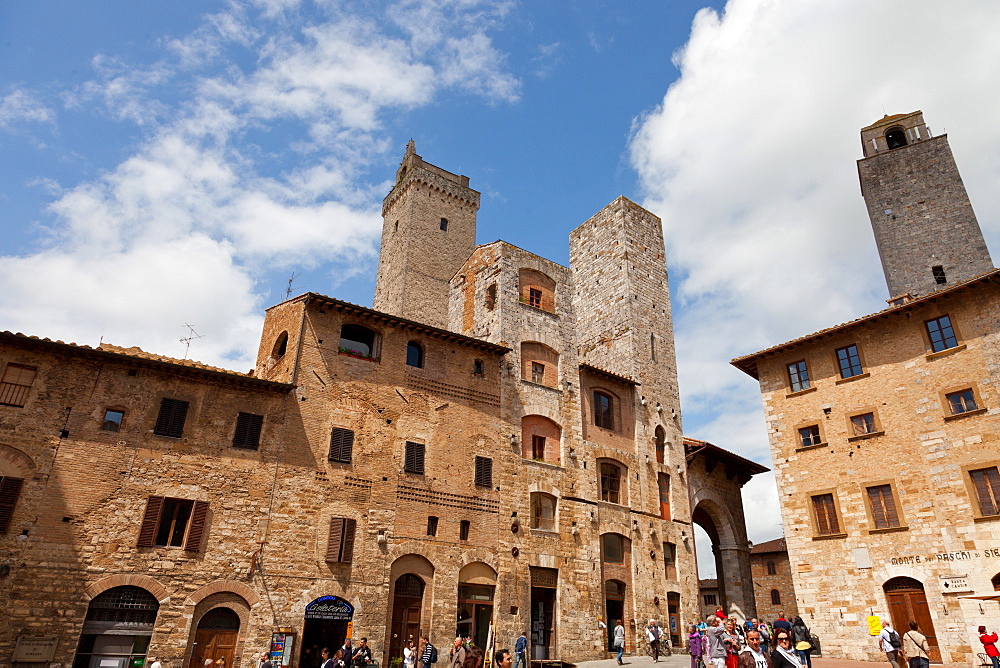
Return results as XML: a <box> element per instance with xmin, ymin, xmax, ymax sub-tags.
<box><xmin>339</xmin><ymin>324</ymin><xmax>378</xmax><ymax>359</ymax></box>
<box><xmin>518</xmin><ymin>268</ymin><xmax>556</xmax><ymax>312</ymax></box>
<box><xmin>602</xmin><ymin>533</ymin><xmax>625</xmax><ymax>563</ymax></box>
<box><xmin>655</xmin><ymin>426</ymin><xmax>666</xmax><ymax>464</ymax></box>
<box><xmin>594</xmin><ymin>391</ymin><xmax>614</xmax><ymax>429</ymax></box>
<box><xmin>74</xmin><ymin>586</ymin><xmax>160</xmax><ymax>668</ymax></box>
<box><xmin>991</xmin><ymin>572</ymin><xmax>1000</xmax><ymax>591</ymax></box>
<box><xmin>766</xmin><ymin>560</ymin><xmax>776</xmax><ymax>575</ymax></box>
<box><xmin>599</xmin><ymin>461</ymin><xmax>623</xmax><ymax>504</ymax></box>
<box><xmin>531</xmin><ymin>493</ymin><xmax>556</xmax><ymax>531</ymax></box>
<box><xmin>406</xmin><ymin>341</ymin><xmax>424</xmax><ymax>368</ymax></box>
<box><xmin>521</xmin><ymin>342</ymin><xmax>559</xmax><ymax>387</ymax></box>
<box><xmin>885</xmin><ymin>127</ymin><xmax>908</xmax><ymax>150</ymax></box>
<box><xmin>521</xmin><ymin>415</ymin><xmax>561</xmax><ymax>463</ymax></box>
<box><xmin>770</xmin><ymin>589</ymin><xmax>781</xmax><ymax>605</ymax></box>
<box><xmin>272</xmin><ymin>331</ymin><xmax>288</xmax><ymax>358</ymax></box>
<box><xmin>485</xmin><ymin>284</ymin><xmax>497</xmax><ymax>310</ymax></box>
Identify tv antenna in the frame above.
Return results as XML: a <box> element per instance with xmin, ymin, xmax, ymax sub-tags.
<box><xmin>180</xmin><ymin>323</ymin><xmax>204</xmax><ymax>359</ymax></box>
<box><xmin>285</xmin><ymin>272</ymin><xmax>301</xmax><ymax>299</ymax></box>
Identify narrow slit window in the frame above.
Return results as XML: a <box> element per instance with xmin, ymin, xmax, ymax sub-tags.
<box><xmin>459</xmin><ymin>520</ymin><xmax>470</xmax><ymax>541</ymax></box>
<box><xmin>426</xmin><ymin>515</ymin><xmax>439</xmax><ymax>536</ymax></box>
<box><xmin>932</xmin><ymin>265</ymin><xmax>947</xmax><ymax>285</ymax></box>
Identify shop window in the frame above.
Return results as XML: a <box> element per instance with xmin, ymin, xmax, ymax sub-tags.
<box><xmin>73</xmin><ymin>586</ymin><xmax>159</xmax><ymax>668</ymax></box>
<box><xmin>137</xmin><ymin>496</ymin><xmax>209</xmax><ymax>551</ymax></box>
<box><xmin>766</xmin><ymin>560</ymin><xmax>776</xmax><ymax>575</ymax></box>
<box><xmin>326</xmin><ymin>517</ymin><xmax>356</xmax><ymax>563</ymax></box>
<box><xmin>925</xmin><ymin>315</ymin><xmax>958</xmax><ymax>352</ymax></box>
<box><xmin>101</xmin><ymin>409</ymin><xmax>125</xmax><ymax>432</ymax></box>
<box><xmin>599</xmin><ymin>461</ymin><xmax>624</xmax><ymax>504</ymax></box>
<box><xmin>798</xmin><ymin>425</ymin><xmax>822</xmax><ymax>447</ymax></box>
<box><xmin>153</xmin><ymin>398</ymin><xmax>189</xmax><ymax>438</ymax></box>
<box><xmin>866</xmin><ymin>484</ymin><xmax>901</xmax><ymax>529</ymax></box>
<box><xmin>406</xmin><ymin>341</ymin><xmax>424</xmax><ymax>368</ymax></box>
<box><xmin>970</xmin><ymin>467</ymin><xmax>1000</xmax><ymax>516</ymax></box>
<box><xmin>946</xmin><ymin>389</ymin><xmax>978</xmax><ymax>415</ymax></box>
<box><xmin>811</xmin><ymin>493</ymin><xmax>841</xmax><ymax>536</ymax></box>
<box><xmin>232</xmin><ymin>412</ymin><xmax>264</xmax><ymax>449</ymax></box>
<box><xmin>459</xmin><ymin>520</ymin><xmax>471</xmax><ymax>541</ymax></box>
<box><xmin>771</xmin><ymin>589</ymin><xmax>781</xmax><ymax>605</ymax></box>
<box><xmin>655</xmin><ymin>426</ymin><xmax>666</xmax><ymax>464</ymax></box>
<box><xmin>602</xmin><ymin>533</ymin><xmax>625</xmax><ymax>563</ymax></box>
<box><xmin>404</xmin><ymin>441</ymin><xmax>425</xmax><ymax>475</ymax></box>
<box><xmin>836</xmin><ymin>344</ymin><xmax>864</xmax><ymax>378</ymax></box>
<box><xmin>787</xmin><ymin>360</ymin><xmax>810</xmax><ymax>392</ymax></box>
<box><xmin>329</xmin><ymin>427</ymin><xmax>355</xmax><ymax>463</ymax></box>
<box><xmin>531</xmin><ymin>493</ymin><xmax>556</xmax><ymax>531</ymax></box>
<box><xmin>0</xmin><ymin>363</ymin><xmax>37</xmax><ymax>408</ymax></box>
<box><xmin>475</xmin><ymin>456</ymin><xmax>493</xmax><ymax>488</ymax></box>
<box><xmin>0</xmin><ymin>476</ymin><xmax>25</xmax><ymax>534</ymax></box>
<box><xmin>427</xmin><ymin>516</ymin><xmax>439</xmax><ymax>537</ymax></box>
<box><xmin>594</xmin><ymin>391</ymin><xmax>614</xmax><ymax>429</ymax></box>
<box><xmin>339</xmin><ymin>324</ymin><xmax>379</xmax><ymax>360</ymax></box>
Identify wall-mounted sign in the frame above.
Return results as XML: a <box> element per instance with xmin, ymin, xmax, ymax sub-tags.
<box><xmin>305</xmin><ymin>596</ymin><xmax>354</xmax><ymax>621</ymax></box>
<box><xmin>13</xmin><ymin>637</ymin><xmax>58</xmax><ymax>662</ymax></box>
<box><xmin>271</xmin><ymin>632</ymin><xmax>295</xmax><ymax>667</ymax></box>
<box><xmin>941</xmin><ymin>576</ymin><xmax>972</xmax><ymax>593</ymax></box>
<box><xmin>888</xmin><ymin>547</ymin><xmax>1000</xmax><ymax>565</ymax></box>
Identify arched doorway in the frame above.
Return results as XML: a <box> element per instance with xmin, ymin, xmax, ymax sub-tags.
<box><xmin>190</xmin><ymin>608</ymin><xmax>241</xmax><ymax>668</ymax></box>
<box><xmin>457</xmin><ymin>562</ymin><xmax>496</xmax><ymax>649</ymax></box>
<box><xmin>389</xmin><ymin>575</ymin><xmax>425</xmax><ymax>663</ymax></box>
<box><xmin>301</xmin><ymin>597</ymin><xmax>355</xmax><ymax>668</ymax></box>
<box><xmin>604</xmin><ymin>580</ymin><xmax>625</xmax><ymax>651</ymax></box>
<box><xmin>883</xmin><ymin>577</ymin><xmax>940</xmax><ymax>663</ymax></box>
<box><xmin>74</xmin><ymin>586</ymin><xmax>159</xmax><ymax>668</ymax></box>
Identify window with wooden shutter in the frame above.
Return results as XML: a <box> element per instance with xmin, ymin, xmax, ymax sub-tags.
<box><xmin>811</xmin><ymin>493</ymin><xmax>840</xmax><ymax>535</ymax></box>
<box><xmin>0</xmin><ymin>363</ymin><xmax>37</xmax><ymax>408</ymax></box>
<box><xmin>137</xmin><ymin>495</ymin><xmax>164</xmax><ymax>547</ymax></box>
<box><xmin>404</xmin><ymin>441</ymin><xmax>425</xmax><ymax>474</ymax></box>
<box><xmin>154</xmin><ymin>398</ymin><xmax>189</xmax><ymax>438</ymax></box>
<box><xmin>137</xmin><ymin>496</ymin><xmax>207</xmax><ymax>550</ymax></box>
<box><xmin>184</xmin><ymin>500</ymin><xmax>210</xmax><ymax>552</ymax></box>
<box><xmin>970</xmin><ymin>467</ymin><xmax>1000</xmax><ymax>516</ymax></box>
<box><xmin>474</xmin><ymin>456</ymin><xmax>492</xmax><ymax>488</ymax></box>
<box><xmin>0</xmin><ymin>476</ymin><xmax>25</xmax><ymax>534</ymax></box>
<box><xmin>233</xmin><ymin>412</ymin><xmax>264</xmax><ymax>449</ymax></box>
<box><xmin>866</xmin><ymin>484</ymin><xmax>900</xmax><ymax>529</ymax></box>
<box><xmin>326</xmin><ymin>517</ymin><xmax>357</xmax><ymax>563</ymax></box>
<box><xmin>329</xmin><ymin>428</ymin><xmax>354</xmax><ymax>463</ymax></box>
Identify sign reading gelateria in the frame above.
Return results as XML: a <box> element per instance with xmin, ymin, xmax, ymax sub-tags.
<box><xmin>305</xmin><ymin>596</ymin><xmax>354</xmax><ymax>621</ymax></box>
<box><xmin>888</xmin><ymin>548</ymin><xmax>1000</xmax><ymax>565</ymax></box>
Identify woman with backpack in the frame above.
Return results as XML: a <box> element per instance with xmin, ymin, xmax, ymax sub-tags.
<box><xmin>791</xmin><ymin>618</ymin><xmax>812</xmax><ymax>668</ymax></box>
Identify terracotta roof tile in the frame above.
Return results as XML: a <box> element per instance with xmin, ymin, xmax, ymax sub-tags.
<box><xmin>750</xmin><ymin>537</ymin><xmax>786</xmax><ymax>554</ymax></box>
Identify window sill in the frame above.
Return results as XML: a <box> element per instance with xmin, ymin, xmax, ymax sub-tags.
<box><xmin>522</xmin><ymin>458</ymin><xmax>563</xmax><ymax>470</ymax></box>
<box><xmin>943</xmin><ymin>407</ymin><xmax>987</xmax><ymax>422</ymax></box>
<box><xmin>795</xmin><ymin>442</ymin><xmax>829</xmax><ymax>452</ymax></box>
<box><xmin>973</xmin><ymin>513</ymin><xmax>1000</xmax><ymax>523</ymax></box>
<box><xmin>811</xmin><ymin>532</ymin><xmax>847</xmax><ymax>541</ymax></box>
<box><xmin>338</xmin><ymin>350</ymin><xmax>380</xmax><ymax>363</ymax></box>
<box><xmin>847</xmin><ymin>430</ymin><xmax>885</xmax><ymax>442</ymax></box>
<box><xmin>518</xmin><ymin>302</ymin><xmax>558</xmax><ymax>317</ymax></box>
<box><xmin>926</xmin><ymin>344</ymin><xmax>966</xmax><ymax>361</ymax></box>
<box><xmin>520</xmin><ymin>379</ymin><xmax>562</xmax><ymax>392</ymax></box>
<box><xmin>786</xmin><ymin>387</ymin><xmax>817</xmax><ymax>398</ymax></box>
<box><xmin>836</xmin><ymin>372</ymin><xmax>870</xmax><ymax>385</ymax></box>
<box><xmin>530</xmin><ymin>527</ymin><xmax>558</xmax><ymax>536</ymax></box>
<box><xmin>867</xmin><ymin>525</ymin><xmax>908</xmax><ymax>534</ymax></box>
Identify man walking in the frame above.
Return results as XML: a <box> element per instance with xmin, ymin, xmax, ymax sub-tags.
<box><xmin>878</xmin><ymin>620</ymin><xmax>902</xmax><ymax>668</ymax></box>
<box><xmin>706</xmin><ymin>616</ymin><xmax>727</xmax><ymax>668</ymax></box>
<box><xmin>514</xmin><ymin>632</ymin><xmax>528</xmax><ymax>668</ymax></box>
<box><xmin>419</xmin><ymin>637</ymin><xmax>436</xmax><ymax>668</ymax></box>
<box><xmin>647</xmin><ymin>619</ymin><xmax>663</xmax><ymax>662</ymax></box>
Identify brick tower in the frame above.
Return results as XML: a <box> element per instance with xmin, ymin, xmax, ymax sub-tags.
<box><xmin>374</xmin><ymin>141</ymin><xmax>479</xmax><ymax>328</ymax></box>
<box><xmin>857</xmin><ymin>110</ymin><xmax>993</xmax><ymax>301</ymax></box>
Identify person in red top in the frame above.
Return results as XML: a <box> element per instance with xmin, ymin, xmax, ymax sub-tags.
<box><xmin>980</xmin><ymin>626</ymin><xmax>999</xmax><ymax>668</ymax></box>
<box><xmin>716</xmin><ymin>606</ymin><xmax>727</xmax><ymax>620</ymax></box>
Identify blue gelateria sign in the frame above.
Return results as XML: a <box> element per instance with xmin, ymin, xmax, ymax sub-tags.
<box><xmin>305</xmin><ymin>596</ymin><xmax>355</xmax><ymax>621</ymax></box>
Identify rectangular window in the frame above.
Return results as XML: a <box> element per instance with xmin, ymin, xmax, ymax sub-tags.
<box><xmin>153</xmin><ymin>398</ymin><xmax>189</xmax><ymax>438</ymax></box>
<box><xmin>325</xmin><ymin>517</ymin><xmax>357</xmax><ymax>563</ymax></box>
<box><xmin>836</xmin><ymin>344</ymin><xmax>864</xmax><ymax>378</ymax></box>
<box><xmin>404</xmin><ymin>441</ymin><xmax>425</xmax><ymax>474</ymax></box>
<box><xmin>101</xmin><ymin>409</ymin><xmax>125</xmax><ymax>432</ymax></box>
<box><xmin>232</xmin><ymin>412</ymin><xmax>264</xmax><ymax>449</ymax></box>
<box><xmin>528</xmin><ymin>288</ymin><xmax>542</xmax><ymax>308</ymax></box>
<box><xmin>850</xmin><ymin>412</ymin><xmax>876</xmax><ymax>436</ymax></box>
<box><xmin>926</xmin><ymin>315</ymin><xmax>958</xmax><ymax>352</ymax></box>
<box><xmin>473</xmin><ymin>359</ymin><xmax>484</xmax><ymax>376</ymax></box>
<box><xmin>459</xmin><ymin>519</ymin><xmax>471</xmax><ymax>541</ymax></box>
<box><xmin>787</xmin><ymin>360</ymin><xmax>810</xmax><ymax>392</ymax></box>
<box><xmin>932</xmin><ymin>265</ymin><xmax>947</xmax><ymax>285</ymax></box>
<box><xmin>474</xmin><ymin>456</ymin><xmax>493</xmax><ymax>488</ymax></box>
<box><xmin>136</xmin><ymin>495</ymin><xmax>209</xmax><ymax>551</ymax></box>
<box><xmin>426</xmin><ymin>515</ymin><xmax>439</xmax><ymax>536</ymax></box>
<box><xmin>866</xmin><ymin>484</ymin><xmax>901</xmax><ymax>529</ymax></box>
<box><xmin>946</xmin><ymin>389</ymin><xmax>978</xmax><ymax>415</ymax></box>
<box><xmin>602</xmin><ymin>533</ymin><xmax>624</xmax><ymax>562</ymax></box>
<box><xmin>531</xmin><ymin>494</ymin><xmax>556</xmax><ymax>531</ymax></box>
<box><xmin>663</xmin><ymin>541</ymin><xmax>677</xmax><ymax>580</ymax></box>
<box><xmin>703</xmin><ymin>594</ymin><xmax>717</xmax><ymax>605</ymax></box>
<box><xmin>594</xmin><ymin>391</ymin><xmax>613</xmax><ymax>429</ymax></box>
<box><xmin>798</xmin><ymin>425</ymin><xmax>822</xmax><ymax>448</ymax></box>
<box><xmin>531</xmin><ymin>362</ymin><xmax>545</xmax><ymax>384</ymax></box>
<box><xmin>657</xmin><ymin>473</ymin><xmax>670</xmax><ymax>520</ymax></box>
<box><xmin>970</xmin><ymin>467</ymin><xmax>1000</xmax><ymax>516</ymax></box>
<box><xmin>329</xmin><ymin>427</ymin><xmax>355</xmax><ymax>463</ymax></box>
<box><xmin>0</xmin><ymin>476</ymin><xmax>25</xmax><ymax>534</ymax></box>
<box><xmin>531</xmin><ymin>435</ymin><xmax>546</xmax><ymax>460</ymax></box>
<box><xmin>811</xmin><ymin>493</ymin><xmax>840</xmax><ymax>535</ymax></box>
<box><xmin>600</xmin><ymin>463</ymin><xmax>621</xmax><ymax>504</ymax></box>
<box><xmin>0</xmin><ymin>363</ymin><xmax>37</xmax><ymax>408</ymax></box>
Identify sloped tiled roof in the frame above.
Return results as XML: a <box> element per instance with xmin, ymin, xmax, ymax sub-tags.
<box><xmin>750</xmin><ymin>537</ymin><xmax>786</xmax><ymax>554</ymax></box>
<box><xmin>579</xmin><ymin>362</ymin><xmax>640</xmax><ymax>386</ymax></box>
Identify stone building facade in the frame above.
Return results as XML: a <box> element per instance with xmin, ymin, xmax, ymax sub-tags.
<box><xmin>747</xmin><ymin>538</ymin><xmax>798</xmax><ymax>624</ymax></box>
<box><xmin>0</xmin><ymin>145</ymin><xmax>765</xmax><ymax>668</ymax></box>
<box><xmin>734</xmin><ymin>112</ymin><xmax>1000</xmax><ymax>664</ymax></box>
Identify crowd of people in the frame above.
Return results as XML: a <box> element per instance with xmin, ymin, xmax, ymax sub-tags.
<box><xmin>687</xmin><ymin>612</ymin><xmax>814</xmax><ymax>668</ymax></box>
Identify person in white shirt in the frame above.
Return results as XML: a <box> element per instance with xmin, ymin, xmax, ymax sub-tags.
<box><xmin>737</xmin><ymin>631</ymin><xmax>772</xmax><ymax>668</ymax></box>
<box><xmin>878</xmin><ymin>620</ymin><xmax>902</xmax><ymax>668</ymax></box>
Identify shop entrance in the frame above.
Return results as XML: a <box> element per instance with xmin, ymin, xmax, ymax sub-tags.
<box><xmin>883</xmin><ymin>577</ymin><xmax>941</xmax><ymax>663</ymax></box>
<box><xmin>389</xmin><ymin>575</ymin><xmax>424</xmax><ymax>663</ymax></box>
<box><xmin>300</xmin><ymin>597</ymin><xmax>354</xmax><ymax>668</ymax></box>
<box><xmin>529</xmin><ymin>567</ymin><xmax>557</xmax><ymax>659</ymax></box>
<box><xmin>73</xmin><ymin>586</ymin><xmax>159</xmax><ymax>668</ymax></box>
<box><xmin>190</xmin><ymin>608</ymin><xmax>240</xmax><ymax>668</ymax></box>
<box><xmin>604</xmin><ymin>580</ymin><xmax>625</xmax><ymax>652</ymax></box>
<box><xmin>666</xmin><ymin>593</ymin><xmax>680</xmax><ymax>647</ymax></box>
<box><xmin>457</xmin><ymin>562</ymin><xmax>497</xmax><ymax>651</ymax></box>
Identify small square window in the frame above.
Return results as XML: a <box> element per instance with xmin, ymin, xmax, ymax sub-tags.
<box><xmin>798</xmin><ymin>425</ymin><xmax>822</xmax><ymax>448</ymax></box>
<box><xmin>850</xmin><ymin>412</ymin><xmax>876</xmax><ymax>436</ymax></box>
<box><xmin>427</xmin><ymin>516</ymin><xmax>439</xmax><ymax>536</ymax></box>
<box><xmin>926</xmin><ymin>315</ymin><xmax>958</xmax><ymax>352</ymax></box>
<box><xmin>137</xmin><ymin>496</ymin><xmax>209</xmax><ymax>551</ymax></box>
<box><xmin>835</xmin><ymin>344</ymin><xmax>864</xmax><ymax>378</ymax></box>
<box><xmin>459</xmin><ymin>520</ymin><xmax>471</xmax><ymax>541</ymax></box>
<box><xmin>946</xmin><ymin>389</ymin><xmax>978</xmax><ymax>415</ymax></box>
<box><xmin>101</xmin><ymin>409</ymin><xmax>125</xmax><ymax>432</ymax></box>
<box><xmin>531</xmin><ymin>362</ymin><xmax>545</xmax><ymax>384</ymax></box>
<box><xmin>528</xmin><ymin>288</ymin><xmax>542</xmax><ymax>308</ymax></box>
<box><xmin>0</xmin><ymin>363</ymin><xmax>37</xmax><ymax>408</ymax></box>
<box><xmin>787</xmin><ymin>360</ymin><xmax>810</xmax><ymax>392</ymax></box>
<box><xmin>154</xmin><ymin>398</ymin><xmax>189</xmax><ymax>438</ymax></box>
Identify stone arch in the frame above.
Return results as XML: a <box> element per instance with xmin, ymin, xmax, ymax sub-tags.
<box><xmin>186</xmin><ymin>580</ymin><xmax>260</xmax><ymax>607</ymax></box>
<box><xmin>84</xmin><ymin>574</ymin><xmax>170</xmax><ymax>603</ymax></box>
<box><xmin>0</xmin><ymin>444</ymin><xmax>36</xmax><ymax>477</ymax></box>
<box><xmin>521</xmin><ymin>415</ymin><xmax>561</xmax><ymax>463</ymax></box>
<box><xmin>458</xmin><ymin>561</ymin><xmax>497</xmax><ymax>585</ymax></box>
<box><xmin>691</xmin><ymin>496</ymin><xmax>744</xmax><ymax>620</ymax></box>
<box><xmin>527</xmin><ymin>481</ymin><xmax>561</xmax><ymax>497</ymax></box>
<box><xmin>186</xmin><ymin>591</ymin><xmax>254</xmax><ymax>668</ymax></box>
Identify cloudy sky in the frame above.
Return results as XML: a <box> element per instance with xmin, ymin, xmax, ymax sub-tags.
<box><xmin>3</xmin><ymin>0</ymin><xmax>1000</xmax><ymax>578</ymax></box>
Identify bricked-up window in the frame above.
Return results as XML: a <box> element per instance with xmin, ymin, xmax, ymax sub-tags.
<box><xmin>0</xmin><ymin>363</ymin><xmax>37</xmax><ymax>408</ymax></box>
<box><xmin>663</xmin><ymin>541</ymin><xmax>677</xmax><ymax>580</ymax></box>
<box><xmin>531</xmin><ymin>362</ymin><xmax>545</xmax><ymax>384</ymax></box>
<box><xmin>459</xmin><ymin>520</ymin><xmax>471</xmax><ymax>541</ymax></box>
<box><xmin>970</xmin><ymin>467</ymin><xmax>1000</xmax><ymax>516</ymax></box>
<box><xmin>771</xmin><ymin>589</ymin><xmax>781</xmax><ymax>605</ymax></box>
<box><xmin>926</xmin><ymin>315</ymin><xmax>958</xmax><ymax>352</ymax></box>
<box><xmin>426</xmin><ymin>516</ymin><xmax>438</xmax><ymax>536</ymax></box>
<box><xmin>655</xmin><ymin>426</ymin><xmax>666</xmax><ymax>464</ymax></box>
<box><xmin>0</xmin><ymin>476</ymin><xmax>25</xmax><ymax>534</ymax></box>
<box><xmin>233</xmin><ymin>412</ymin><xmax>264</xmax><ymax>449</ymax></box>
<box><xmin>594</xmin><ymin>391</ymin><xmax>614</xmax><ymax>429</ymax></box>
<box><xmin>932</xmin><ymin>265</ymin><xmax>947</xmax><ymax>285</ymax></box>
<box><xmin>474</xmin><ymin>456</ymin><xmax>493</xmax><ymax>488</ymax></box>
<box><xmin>787</xmin><ymin>360</ymin><xmax>810</xmax><ymax>392</ymax></box>
<box><xmin>799</xmin><ymin>425</ymin><xmax>822</xmax><ymax>448</ymax></box>
<box><xmin>703</xmin><ymin>594</ymin><xmax>717</xmax><ymax>605</ymax></box>
<box><xmin>657</xmin><ymin>473</ymin><xmax>670</xmax><ymax>520</ymax></box>
<box><xmin>946</xmin><ymin>389</ymin><xmax>978</xmax><ymax>415</ymax></box>
<box><xmin>600</xmin><ymin>462</ymin><xmax>622</xmax><ymax>504</ymax></box>
<box><xmin>406</xmin><ymin>341</ymin><xmax>424</xmax><ymax>368</ymax></box>
<box><xmin>528</xmin><ymin>288</ymin><xmax>542</xmax><ymax>308</ymax></box>
<box><xmin>850</xmin><ymin>413</ymin><xmax>877</xmax><ymax>436</ymax></box>
<box><xmin>484</xmin><ymin>284</ymin><xmax>497</xmax><ymax>310</ymax></box>
<box><xmin>867</xmin><ymin>484</ymin><xmax>901</xmax><ymax>529</ymax></box>
<box><xmin>326</xmin><ymin>517</ymin><xmax>356</xmax><ymax>562</ymax></box>
<box><xmin>602</xmin><ymin>533</ymin><xmax>624</xmax><ymax>563</ymax></box>
<box><xmin>811</xmin><ymin>493</ymin><xmax>840</xmax><ymax>535</ymax></box>
<box><xmin>154</xmin><ymin>398</ymin><xmax>189</xmax><ymax>438</ymax></box>
<box><xmin>766</xmin><ymin>560</ymin><xmax>776</xmax><ymax>575</ymax></box>
<box><xmin>329</xmin><ymin>427</ymin><xmax>354</xmax><ymax>463</ymax></box>
<box><xmin>531</xmin><ymin>493</ymin><xmax>556</xmax><ymax>530</ymax></box>
<box><xmin>404</xmin><ymin>441</ymin><xmax>425</xmax><ymax>474</ymax></box>
<box><xmin>137</xmin><ymin>496</ymin><xmax>209</xmax><ymax>551</ymax></box>
<box><xmin>102</xmin><ymin>409</ymin><xmax>125</xmax><ymax>432</ymax></box>
<box><xmin>836</xmin><ymin>344</ymin><xmax>864</xmax><ymax>378</ymax></box>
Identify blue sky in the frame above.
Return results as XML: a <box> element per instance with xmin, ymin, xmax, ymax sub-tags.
<box><xmin>4</xmin><ymin>0</ymin><xmax>1000</xmax><ymax>578</ymax></box>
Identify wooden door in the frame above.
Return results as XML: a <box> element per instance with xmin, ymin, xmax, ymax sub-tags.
<box><xmin>885</xmin><ymin>587</ymin><xmax>941</xmax><ymax>663</ymax></box>
<box><xmin>191</xmin><ymin>630</ymin><xmax>238</xmax><ymax>668</ymax></box>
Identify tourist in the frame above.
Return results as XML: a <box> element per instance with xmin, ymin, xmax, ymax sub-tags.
<box><xmin>791</xmin><ymin>618</ymin><xmax>812</xmax><ymax>668</ymax></box>
<box><xmin>419</xmin><ymin>636</ymin><xmax>436</xmax><ymax>668</ymax></box>
<box><xmin>647</xmin><ymin>619</ymin><xmax>663</xmax><ymax>663</ymax></box>
<box><xmin>772</xmin><ymin>615</ymin><xmax>791</xmax><ymax>634</ymax></box>
<box><xmin>450</xmin><ymin>637</ymin><xmax>466</xmax><ymax>668</ymax></box>
<box><xmin>769</xmin><ymin>630</ymin><xmax>798</xmax><ymax>668</ymax></box>
<box><xmin>689</xmin><ymin>624</ymin><xmax>705</xmax><ymax>668</ymax></box>
<box><xmin>878</xmin><ymin>620</ymin><xmax>902</xmax><ymax>668</ymax></box>
<box><xmin>514</xmin><ymin>632</ymin><xmax>528</xmax><ymax>668</ymax></box>
<box><xmin>706</xmin><ymin>616</ymin><xmax>728</xmax><ymax>668</ymax></box>
<box><xmin>902</xmin><ymin>621</ymin><xmax>929</xmax><ymax>668</ymax></box>
<box><xmin>614</xmin><ymin>620</ymin><xmax>626</xmax><ymax>665</ymax></box>
<box><xmin>404</xmin><ymin>641</ymin><xmax>417</xmax><ymax>668</ymax></box>
<box><xmin>494</xmin><ymin>650</ymin><xmax>512</xmax><ymax>668</ymax></box>
<box><xmin>724</xmin><ymin>618</ymin><xmax>741</xmax><ymax>668</ymax></box>
<box><xmin>352</xmin><ymin>639</ymin><xmax>373</xmax><ymax>668</ymax></box>
<box><xmin>738</xmin><ymin>630</ymin><xmax>772</xmax><ymax>668</ymax></box>
<box><xmin>979</xmin><ymin>627</ymin><xmax>999</xmax><ymax>668</ymax></box>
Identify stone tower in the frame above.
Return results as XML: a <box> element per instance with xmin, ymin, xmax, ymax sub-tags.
<box><xmin>374</xmin><ymin>141</ymin><xmax>479</xmax><ymax>328</ymax></box>
<box><xmin>857</xmin><ymin>110</ymin><xmax>993</xmax><ymax>301</ymax></box>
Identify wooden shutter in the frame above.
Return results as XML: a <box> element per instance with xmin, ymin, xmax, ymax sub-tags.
<box><xmin>405</xmin><ymin>442</ymin><xmax>425</xmax><ymax>474</ymax></box>
<box><xmin>184</xmin><ymin>500</ymin><xmax>210</xmax><ymax>551</ymax></box>
<box><xmin>867</xmin><ymin>485</ymin><xmax>898</xmax><ymax>529</ymax></box>
<box><xmin>137</xmin><ymin>495</ymin><xmax>164</xmax><ymax>547</ymax></box>
<box><xmin>812</xmin><ymin>494</ymin><xmax>839</xmax><ymax>535</ymax></box>
<box><xmin>329</xmin><ymin>428</ymin><xmax>354</xmax><ymax>463</ymax></box>
<box><xmin>341</xmin><ymin>518</ymin><xmax>356</xmax><ymax>563</ymax></box>
<box><xmin>0</xmin><ymin>476</ymin><xmax>24</xmax><ymax>534</ymax></box>
<box><xmin>233</xmin><ymin>412</ymin><xmax>264</xmax><ymax>449</ymax></box>
<box><xmin>971</xmin><ymin>468</ymin><xmax>1000</xmax><ymax>515</ymax></box>
<box><xmin>326</xmin><ymin>517</ymin><xmax>357</xmax><ymax>563</ymax></box>
<box><xmin>475</xmin><ymin>456</ymin><xmax>492</xmax><ymax>488</ymax></box>
<box><xmin>154</xmin><ymin>398</ymin><xmax>189</xmax><ymax>438</ymax></box>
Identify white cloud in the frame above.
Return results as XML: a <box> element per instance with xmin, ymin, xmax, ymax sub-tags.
<box><xmin>0</xmin><ymin>89</ymin><xmax>55</xmax><ymax>129</ymax></box>
<box><xmin>633</xmin><ymin>0</ymin><xmax>1000</xmax><ymax>543</ymax></box>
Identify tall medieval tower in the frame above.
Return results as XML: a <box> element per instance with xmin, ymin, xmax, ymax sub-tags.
<box><xmin>374</xmin><ymin>141</ymin><xmax>479</xmax><ymax>328</ymax></box>
<box><xmin>857</xmin><ymin>110</ymin><xmax>993</xmax><ymax>300</ymax></box>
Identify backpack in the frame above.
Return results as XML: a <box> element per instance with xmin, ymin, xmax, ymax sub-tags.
<box><xmin>889</xmin><ymin>630</ymin><xmax>902</xmax><ymax>649</ymax></box>
<box><xmin>429</xmin><ymin>646</ymin><xmax>438</xmax><ymax>664</ymax></box>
